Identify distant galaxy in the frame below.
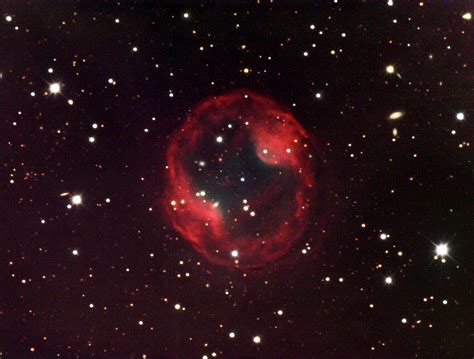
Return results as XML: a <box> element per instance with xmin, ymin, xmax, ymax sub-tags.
<box><xmin>164</xmin><ymin>91</ymin><xmax>323</xmax><ymax>268</ymax></box>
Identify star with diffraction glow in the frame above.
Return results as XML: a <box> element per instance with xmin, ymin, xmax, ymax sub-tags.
<box><xmin>435</xmin><ymin>243</ymin><xmax>449</xmax><ymax>257</ymax></box>
<box><xmin>49</xmin><ymin>82</ymin><xmax>61</xmax><ymax>94</ymax></box>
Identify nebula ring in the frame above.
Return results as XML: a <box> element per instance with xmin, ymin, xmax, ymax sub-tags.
<box><xmin>163</xmin><ymin>90</ymin><xmax>321</xmax><ymax>269</ymax></box>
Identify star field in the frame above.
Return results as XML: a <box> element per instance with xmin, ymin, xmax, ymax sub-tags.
<box><xmin>1</xmin><ymin>2</ymin><xmax>473</xmax><ymax>358</ymax></box>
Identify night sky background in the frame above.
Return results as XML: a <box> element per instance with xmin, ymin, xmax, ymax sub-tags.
<box><xmin>1</xmin><ymin>1</ymin><xmax>473</xmax><ymax>358</ymax></box>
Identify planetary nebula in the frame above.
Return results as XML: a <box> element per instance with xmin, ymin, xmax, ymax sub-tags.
<box><xmin>163</xmin><ymin>90</ymin><xmax>321</xmax><ymax>269</ymax></box>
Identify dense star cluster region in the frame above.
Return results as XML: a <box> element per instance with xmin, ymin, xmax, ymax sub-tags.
<box><xmin>1</xmin><ymin>2</ymin><xmax>473</xmax><ymax>358</ymax></box>
<box><xmin>164</xmin><ymin>91</ymin><xmax>320</xmax><ymax>268</ymax></box>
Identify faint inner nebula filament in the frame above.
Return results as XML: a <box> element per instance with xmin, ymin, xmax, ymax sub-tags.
<box><xmin>163</xmin><ymin>90</ymin><xmax>325</xmax><ymax>269</ymax></box>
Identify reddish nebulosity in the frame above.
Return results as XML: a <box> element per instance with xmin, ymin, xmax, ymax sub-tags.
<box><xmin>163</xmin><ymin>90</ymin><xmax>320</xmax><ymax>269</ymax></box>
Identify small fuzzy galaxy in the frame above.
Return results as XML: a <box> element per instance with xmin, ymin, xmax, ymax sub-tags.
<box><xmin>1</xmin><ymin>2</ymin><xmax>473</xmax><ymax>359</ymax></box>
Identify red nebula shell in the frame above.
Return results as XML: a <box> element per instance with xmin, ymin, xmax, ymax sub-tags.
<box><xmin>163</xmin><ymin>90</ymin><xmax>319</xmax><ymax>269</ymax></box>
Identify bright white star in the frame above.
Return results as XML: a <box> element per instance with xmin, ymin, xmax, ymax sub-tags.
<box><xmin>49</xmin><ymin>82</ymin><xmax>61</xmax><ymax>94</ymax></box>
<box><xmin>71</xmin><ymin>194</ymin><xmax>82</xmax><ymax>205</ymax></box>
<box><xmin>435</xmin><ymin>243</ymin><xmax>449</xmax><ymax>257</ymax></box>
